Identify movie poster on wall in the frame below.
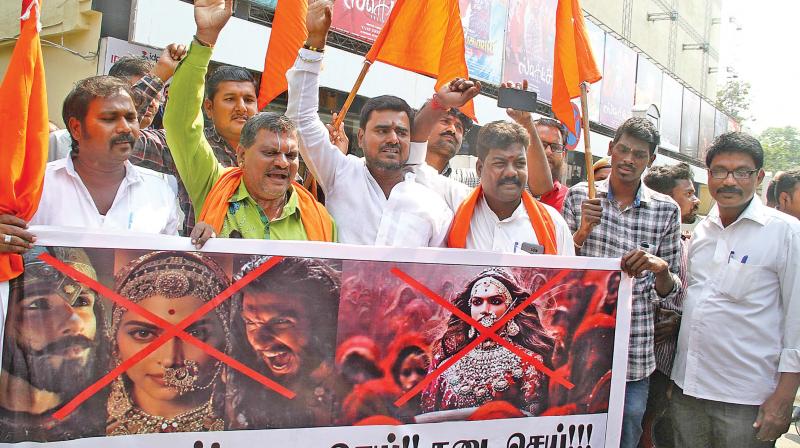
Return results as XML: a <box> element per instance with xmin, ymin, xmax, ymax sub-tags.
<box><xmin>503</xmin><ymin>0</ymin><xmax>557</xmax><ymax>103</ymax></box>
<box><xmin>660</xmin><ymin>75</ymin><xmax>683</xmax><ymax>151</ymax></box>
<box><xmin>634</xmin><ymin>56</ymin><xmax>662</xmax><ymax>110</ymax></box>
<box><xmin>698</xmin><ymin>100</ymin><xmax>716</xmax><ymax>159</ymax></box>
<box><xmin>598</xmin><ymin>38</ymin><xmax>636</xmax><ymax>129</ymax></box>
<box><xmin>0</xmin><ymin>228</ymin><xmax>632</xmax><ymax>448</ymax></box>
<box><xmin>459</xmin><ymin>0</ymin><xmax>508</xmax><ymax>84</ymax></box>
<box><xmin>680</xmin><ymin>88</ymin><xmax>701</xmax><ymax>158</ymax></box>
<box><xmin>585</xmin><ymin>20</ymin><xmax>605</xmax><ymax>121</ymax></box>
<box><xmin>330</xmin><ymin>0</ymin><xmax>397</xmax><ymax>42</ymax></box>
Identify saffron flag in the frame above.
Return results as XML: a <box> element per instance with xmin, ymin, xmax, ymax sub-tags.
<box><xmin>552</xmin><ymin>0</ymin><xmax>601</xmax><ymax>134</ymax></box>
<box><xmin>258</xmin><ymin>0</ymin><xmax>308</xmax><ymax>109</ymax></box>
<box><xmin>365</xmin><ymin>0</ymin><xmax>475</xmax><ymax>120</ymax></box>
<box><xmin>0</xmin><ymin>0</ymin><xmax>48</xmax><ymax>282</ymax></box>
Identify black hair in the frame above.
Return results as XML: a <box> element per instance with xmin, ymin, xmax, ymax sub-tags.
<box><xmin>704</xmin><ymin>131</ymin><xmax>764</xmax><ymax>170</ymax></box>
<box><xmin>446</xmin><ymin>108</ymin><xmax>474</xmax><ymax>132</ymax></box>
<box><xmin>475</xmin><ymin>120</ymin><xmax>530</xmax><ymax>161</ymax></box>
<box><xmin>62</xmin><ymin>76</ymin><xmax>135</xmax><ymax>154</ymax></box>
<box><xmin>643</xmin><ymin>163</ymin><xmax>694</xmax><ymax>195</ymax></box>
<box><xmin>775</xmin><ymin>169</ymin><xmax>800</xmax><ymax>199</ymax></box>
<box><xmin>205</xmin><ymin>65</ymin><xmax>257</xmax><ymax>101</ymax></box>
<box><xmin>534</xmin><ymin>117</ymin><xmax>567</xmax><ymax>145</ymax></box>
<box><xmin>612</xmin><ymin>117</ymin><xmax>660</xmax><ymax>155</ymax></box>
<box><xmin>358</xmin><ymin>95</ymin><xmax>415</xmax><ymax>130</ymax></box>
<box><xmin>108</xmin><ymin>55</ymin><xmax>154</xmax><ymax>79</ymax></box>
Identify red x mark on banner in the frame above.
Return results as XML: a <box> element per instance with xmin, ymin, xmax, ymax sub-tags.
<box><xmin>35</xmin><ymin>253</ymin><xmax>297</xmax><ymax>421</ymax></box>
<box><xmin>390</xmin><ymin>267</ymin><xmax>575</xmax><ymax>407</ymax></box>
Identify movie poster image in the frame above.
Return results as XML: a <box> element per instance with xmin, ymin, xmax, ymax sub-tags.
<box><xmin>503</xmin><ymin>0</ymin><xmax>557</xmax><ymax>103</ymax></box>
<box><xmin>698</xmin><ymin>100</ymin><xmax>717</xmax><ymax>160</ymax></box>
<box><xmin>458</xmin><ymin>0</ymin><xmax>508</xmax><ymax>84</ymax></box>
<box><xmin>598</xmin><ymin>37</ymin><xmax>637</xmax><ymax>129</ymax></box>
<box><xmin>0</xmin><ymin>230</ymin><xmax>631</xmax><ymax>447</ymax></box>
<box><xmin>331</xmin><ymin>0</ymin><xmax>397</xmax><ymax>43</ymax></box>
<box><xmin>585</xmin><ymin>20</ymin><xmax>606</xmax><ymax>121</ymax></box>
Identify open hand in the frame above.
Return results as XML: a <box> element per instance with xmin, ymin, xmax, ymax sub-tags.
<box><xmin>194</xmin><ymin>0</ymin><xmax>233</xmax><ymax>46</ymax></box>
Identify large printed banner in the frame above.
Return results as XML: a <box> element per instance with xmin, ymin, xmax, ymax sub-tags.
<box><xmin>502</xmin><ymin>0</ymin><xmax>557</xmax><ymax>104</ymax></box>
<box><xmin>0</xmin><ymin>228</ymin><xmax>631</xmax><ymax>448</ymax></box>
<box><xmin>331</xmin><ymin>0</ymin><xmax>397</xmax><ymax>43</ymax></box>
<box><xmin>458</xmin><ymin>0</ymin><xmax>508</xmax><ymax>84</ymax></box>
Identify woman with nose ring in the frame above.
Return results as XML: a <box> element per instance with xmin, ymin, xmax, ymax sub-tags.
<box><xmin>106</xmin><ymin>251</ymin><xmax>231</xmax><ymax>435</ymax></box>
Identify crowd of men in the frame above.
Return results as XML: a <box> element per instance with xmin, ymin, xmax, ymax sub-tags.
<box><xmin>0</xmin><ymin>0</ymin><xmax>798</xmax><ymax>447</ymax></box>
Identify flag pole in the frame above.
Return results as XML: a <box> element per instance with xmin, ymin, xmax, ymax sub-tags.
<box><xmin>331</xmin><ymin>60</ymin><xmax>372</xmax><ymax>130</ymax></box>
<box><xmin>580</xmin><ymin>82</ymin><xmax>596</xmax><ymax>199</ymax></box>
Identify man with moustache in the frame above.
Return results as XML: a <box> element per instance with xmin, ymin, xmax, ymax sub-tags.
<box><xmin>423</xmin><ymin>108</ymin><xmax>481</xmax><ymax>187</ymax></box>
<box><xmin>287</xmin><ymin>0</ymin><xmax>465</xmax><ymax>247</ymax></box>
<box><xmin>227</xmin><ymin>257</ymin><xmax>344</xmax><ymax>429</ymax></box>
<box><xmin>0</xmin><ymin>247</ymin><xmax>106</xmax><ymax>442</ymax></box>
<box><xmin>671</xmin><ymin>133</ymin><xmax>800</xmax><ymax>447</ymax></box>
<box><xmin>562</xmin><ymin>117</ymin><xmax>683</xmax><ymax>448</ymax></box>
<box><xmin>0</xmin><ymin>76</ymin><xmax>179</xmax><ymax>240</ymax></box>
<box><xmin>535</xmin><ymin>118</ymin><xmax>570</xmax><ymax>212</ymax></box>
<box><xmin>640</xmin><ymin>162</ymin><xmax>700</xmax><ymax>447</ymax></box>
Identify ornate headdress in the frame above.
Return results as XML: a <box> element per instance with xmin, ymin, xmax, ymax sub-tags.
<box><xmin>11</xmin><ymin>246</ymin><xmax>97</xmax><ymax>305</ymax></box>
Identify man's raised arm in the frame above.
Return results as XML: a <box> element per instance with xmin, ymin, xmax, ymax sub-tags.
<box><xmin>285</xmin><ymin>0</ymin><xmax>343</xmax><ymax>194</ymax></box>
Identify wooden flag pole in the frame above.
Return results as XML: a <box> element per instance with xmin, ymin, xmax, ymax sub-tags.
<box><xmin>580</xmin><ymin>82</ymin><xmax>596</xmax><ymax>199</ymax></box>
<box><xmin>331</xmin><ymin>60</ymin><xmax>372</xmax><ymax>130</ymax></box>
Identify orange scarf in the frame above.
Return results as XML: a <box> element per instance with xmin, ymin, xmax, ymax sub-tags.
<box><xmin>198</xmin><ymin>167</ymin><xmax>334</xmax><ymax>242</ymax></box>
<box><xmin>447</xmin><ymin>186</ymin><xmax>558</xmax><ymax>254</ymax></box>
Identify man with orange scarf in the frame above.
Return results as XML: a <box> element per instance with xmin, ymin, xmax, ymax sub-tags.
<box><xmin>164</xmin><ymin>0</ymin><xmax>335</xmax><ymax>243</ymax></box>
<box><xmin>409</xmin><ymin>102</ymin><xmax>574</xmax><ymax>256</ymax></box>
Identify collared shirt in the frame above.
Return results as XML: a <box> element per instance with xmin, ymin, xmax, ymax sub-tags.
<box><xmin>653</xmin><ymin>234</ymin><xmax>689</xmax><ymax>375</ymax></box>
<box><xmin>127</xmin><ymin>73</ymin><xmax>238</xmax><ymax>235</ymax></box>
<box><xmin>672</xmin><ymin>197</ymin><xmax>800</xmax><ymax>405</ymax></box>
<box><xmin>164</xmin><ymin>43</ymin><xmax>325</xmax><ymax>242</ymax></box>
<box><xmin>442</xmin><ymin>163</ymin><xmax>480</xmax><ymax>188</ymax></box>
<box><xmin>286</xmin><ymin>50</ymin><xmax>452</xmax><ymax>247</ymax></box>
<box><xmin>562</xmin><ymin>179</ymin><xmax>683</xmax><ymax>381</ymax></box>
<box><xmin>30</xmin><ymin>157</ymin><xmax>179</xmax><ymax>235</ymax></box>
<box><xmin>411</xmin><ymin>162</ymin><xmax>575</xmax><ymax>255</ymax></box>
<box><xmin>539</xmin><ymin>179</ymin><xmax>569</xmax><ymax>213</ymax></box>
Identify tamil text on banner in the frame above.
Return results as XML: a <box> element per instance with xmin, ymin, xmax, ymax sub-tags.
<box><xmin>458</xmin><ymin>0</ymin><xmax>508</xmax><ymax>85</ymax></box>
<box><xmin>503</xmin><ymin>0</ymin><xmax>557</xmax><ymax>104</ymax></box>
<box><xmin>0</xmin><ymin>228</ymin><xmax>631</xmax><ymax>447</ymax></box>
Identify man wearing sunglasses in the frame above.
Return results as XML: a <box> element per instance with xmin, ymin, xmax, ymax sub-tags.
<box><xmin>535</xmin><ymin>118</ymin><xmax>569</xmax><ymax>212</ymax></box>
<box><xmin>671</xmin><ymin>132</ymin><xmax>800</xmax><ymax>447</ymax></box>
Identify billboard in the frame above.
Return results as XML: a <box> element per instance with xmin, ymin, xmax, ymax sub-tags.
<box><xmin>503</xmin><ymin>0</ymin><xmax>558</xmax><ymax>103</ymax></box>
<box><xmin>598</xmin><ymin>37</ymin><xmax>636</xmax><ymax>129</ymax></box>
<box><xmin>660</xmin><ymin>75</ymin><xmax>683</xmax><ymax>151</ymax></box>
<box><xmin>459</xmin><ymin>0</ymin><xmax>508</xmax><ymax>84</ymax></box>
<box><xmin>0</xmin><ymin>229</ymin><xmax>632</xmax><ymax>447</ymax></box>
<box><xmin>680</xmin><ymin>89</ymin><xmax>701</xmax><ymax>158</ymax></box>
<box><xmin>330</xmin><ymin>0</ymin><xmax>397</xmax><ymax>42</ymax></box>
<box><xmin>585</xmin><ymin>20</ymin><xmax>606</xmax><ymax>121</ymax></box>
<box><xmin>698</xmin><ymin>100</ymin><xmax>716</xmax><ymax>160</ymax></box>
<box><xmin>634</xmin><ymin>56</ymin><xmax>662</xmax><ymax>110</ymax></box>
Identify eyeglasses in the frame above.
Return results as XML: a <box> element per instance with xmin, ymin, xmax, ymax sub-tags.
<box><xmin>708</xmin><ymin>168</ymin><xmax>758</xmax><ymax>180</ymax></box>
<box><xmin>543</xmin><ymin>142</ymin><xmax>565</xmax><ymax>154</ymax></box>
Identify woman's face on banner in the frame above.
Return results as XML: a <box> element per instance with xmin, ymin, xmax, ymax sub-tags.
<box><xmin>469</xmin><ymin>283</ymin><xmax>510</xmax><ymax>323</ymax></box>
<box><xmin>116</xmin><ymin>294</ymin><xmax>226</xmax><ymax>405</ymax></box>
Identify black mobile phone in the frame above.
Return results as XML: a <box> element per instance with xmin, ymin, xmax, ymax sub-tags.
<box><xmin>497</xmin><ymin>87</ymin><xmax>538</xmax><ymax>112</ymax></box>
<box><xmin>520</xmin><ymin>242</ymin><xmax>545</xmax><ymax>255</ymax></box>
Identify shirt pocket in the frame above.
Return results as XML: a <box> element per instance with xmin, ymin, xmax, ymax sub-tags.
<box><xmin>713</xmin><ymin>262</ymin><xmax>773</xmax><ymax>302</ymax></box>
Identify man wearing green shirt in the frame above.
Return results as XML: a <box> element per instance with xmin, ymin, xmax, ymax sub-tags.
<box><xmin>164</xmin><ymin>0</ymin><xmax>336</xmax><ymax>242</ymax></box>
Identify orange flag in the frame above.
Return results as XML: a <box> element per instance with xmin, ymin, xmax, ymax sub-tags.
<box><xmin>552</xmin><ymin>0</ymin><xmax>601</xmax><ymax>134</ymax></box>
<box><xmin>365</xmin><ymin>0</ymin><xmax>475</xmax><ymax>120</ymax></box>
<box><xmin>0</xmin><ymin>0</ymin><xmax>48</xmax><ymax>282</ymax></box>
<box><xmin>258</xmin><ymin>0</ymin><xmax>308</xmax><ymax>109</ymax></box>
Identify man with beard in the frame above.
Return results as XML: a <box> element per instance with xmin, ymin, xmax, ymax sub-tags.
<box><xmin>0</xmin><ymin>247</ymin><xmax>106</xmax><ymax>442</ymax></box>
<box><xmin>562</xmin><ymin>117</ymin><xmax>683</xmax><ymax>448</ymax></box>
<box><xmin>640</xmin><ymin>162</ymin><xmax>700</xmax><ymax>447</ymax></box>
<box><xmin>0</xmin><ymin>76</ymin><xmax>179</xmax><ymax>240</ymax></box>
<box><xmin>535</xmin><ymin>118</ymin><xmax>570</xmax><ymax>212</ymax></box>
<box><xmin>227</xmin><ymin>257</ymin><xmax>344</xmax><ymax>429</ymax></box>
<box><xmin>423</xmin><ymin>109</ymin><xmax>481</xmax><ymax>187</ymax></box>
<box><xmin>671</xmin><ymin>133</ymin><xmax>800</xmax><ymax>447</ymax></box>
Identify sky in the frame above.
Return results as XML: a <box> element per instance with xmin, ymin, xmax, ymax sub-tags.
<box><xmin>718</xmin><ymin>0</ymin><xmax>800</xmax><ymax>133</ymax></box>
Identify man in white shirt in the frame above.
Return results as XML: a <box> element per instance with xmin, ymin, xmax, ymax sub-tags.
<box><xmin>671</xmin><ymin>132</ymin><xmax>800</xmax><ymax>447</ymax></box>
<box><xmin>286</xmin><ymin>1</ymin><xmax>480</xmax><ymax>247</ymax></box>
<box><xmin>408</xmin><ymin>100</ymin><xmax>573</xmax><ymax>256</ymax></box>
<box><xmin>0</xmin><ymin>76</ymin><xmax>179</xmax><ymax>237</ymax></box>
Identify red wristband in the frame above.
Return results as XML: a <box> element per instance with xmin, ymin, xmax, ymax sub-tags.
<box><xmin>430</xmin><ymin>94</ymin><xmax>448</xmax><ymax>111</ymax></box>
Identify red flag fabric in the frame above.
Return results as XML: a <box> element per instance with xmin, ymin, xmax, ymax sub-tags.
<box><xmin>0</xmin><ymin>0</ymin><xmax>48</xmax><ymax>282</ymax></box>
<box><xmin>258</xmin><ymin>0</ymin><xmax>308</xmax><ymax>110</ymax></box>
<box><xmin>364</xmin><ymin>0</ymin><xmax>475</xmax><ymax>121</ymax></box>
<box><xmin>552</xmin><ymin>0</ymin><xmax>601</xmax><ymax>134</ymax></box>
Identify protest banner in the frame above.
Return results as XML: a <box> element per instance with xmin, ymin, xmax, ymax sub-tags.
<box><xmin>0</xmin><ymin>228</ymin><xmax>631</xmax><ymax>447</ymax></box>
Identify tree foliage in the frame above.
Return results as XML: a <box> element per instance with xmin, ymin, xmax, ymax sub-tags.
<box><xmin>759</xmin><ymin>126</ymin><xmax>800</xmax><ymax>172</ymax></box>
<box><xmin>716</xmin><ymin>80</ymin><xmax>752</xmax><ymax>124</ymax></box>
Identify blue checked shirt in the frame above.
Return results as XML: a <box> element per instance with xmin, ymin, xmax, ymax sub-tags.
<box><xmin>562</xmin><ymin>179</ymin><xmax>683</xmax><ymax>381</ymax></box>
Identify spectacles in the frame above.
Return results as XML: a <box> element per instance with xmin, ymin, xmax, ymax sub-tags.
<box><xmin>543</xmin><ymin>142</ymin><xmax>565</xmax><ymax>154</ymax></box>
<box><xmin>708</xmin><ymin>168</ymin><xmax>758</xmax><ymax>180</ymax></box>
